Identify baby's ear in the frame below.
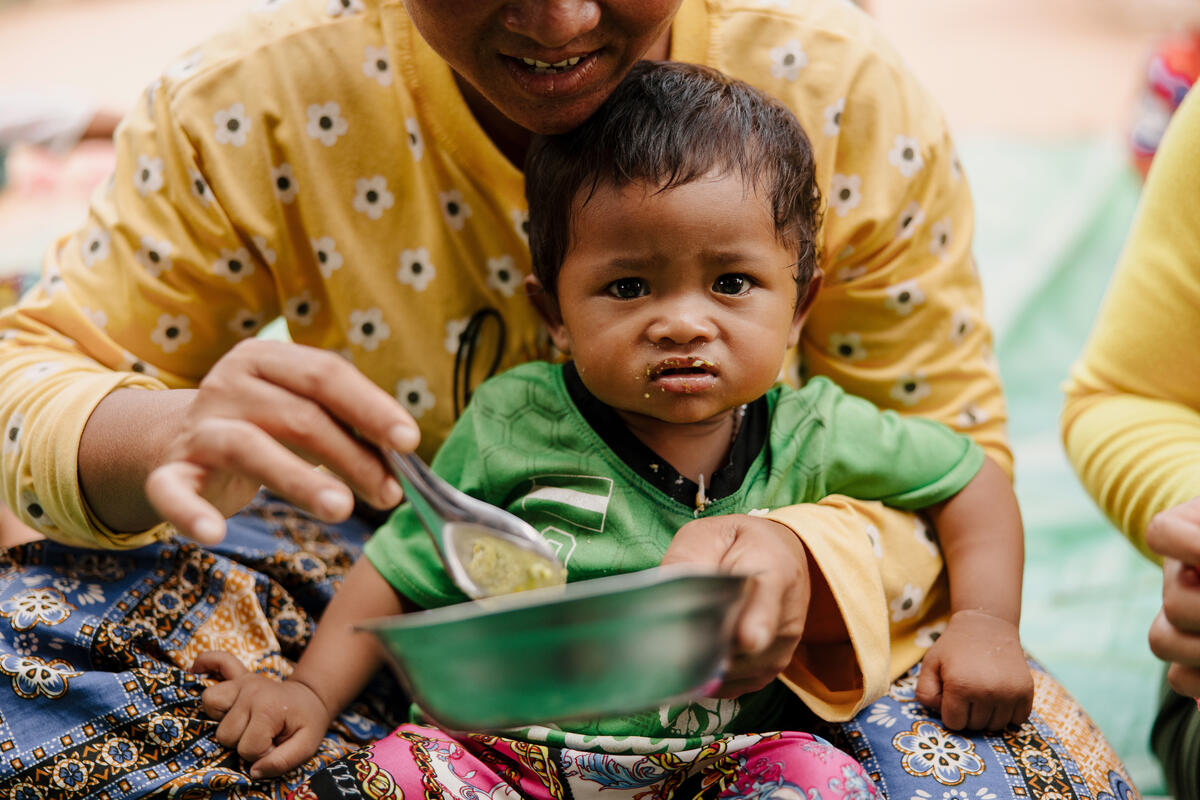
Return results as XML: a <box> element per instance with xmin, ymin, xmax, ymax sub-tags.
<box><xmin>789</xmin><ymin>268</ymin><xmax>823</xmax><ymax>348</ymax></box>
<box><xmin>524</xmin><ymin>274</ymin><xmax>571</xmax><ymax>354</ymax></box>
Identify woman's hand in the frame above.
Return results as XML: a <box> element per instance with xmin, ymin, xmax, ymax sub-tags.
<box><xmin>661</xmin><ymin>514</ymin><xmax>811</xmax><ymax>697</ymax></box>
<box><xmin>1146</xmin><ymin>497</ymin><xmax>1200</xmax><ymax>696</ymax></box>
<box><xmin>144</xmin><ymin>340</ymin><xmax>419</xmax><ymax>543</ymax></box>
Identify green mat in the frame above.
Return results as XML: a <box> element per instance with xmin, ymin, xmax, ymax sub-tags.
<box><xmin>961</xmin><ymin>135</ymin><xmax>1165</xmax><ymax>794</ymax></box>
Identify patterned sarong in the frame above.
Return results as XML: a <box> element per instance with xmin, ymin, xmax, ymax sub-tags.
<box><xmin>0</xmin><ymin>494</ymin><xmax>1138</xmax><ymax>800</ymax></box>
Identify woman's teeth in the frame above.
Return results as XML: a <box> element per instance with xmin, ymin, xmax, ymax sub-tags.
<box><xmin>520</xmin><ymin>56</ymin><xmax>582</xmax><ymax>74</ymax></box>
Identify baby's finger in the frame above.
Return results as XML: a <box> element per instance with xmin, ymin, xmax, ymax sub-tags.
<box><xmin>967</xmin><ymin>700</ymin><xmax>995</xmax><ymax>731</ymax></box>
<box><xmin>914</xmin><ymin>658</ymin><xmax>943</xmax><ymax>712</ymax></box>
<box><xmin>200</xmin><ymin>682</ymin><xmax>240</xmax><ymax>720</ymax></box>
<box><xmin>190</xmin><ymin>650</ymin><xmax>249</xmax><ymax>681</ymax></box>
<box><xmin>251</xmin><ymin>727</ymin><xmax>323</xmax><ymax>779</ymax></box>
<box><xmin>214</xmin><ymin>701</ymin><xmax>252</xmax><ymax>749</ymax></box>
<box><xmin>939</xmin><ymin>691</ymin><xmax>969</xmax><ymax>731</ymax></box>
<box><xmin>237</xmin><ymin>710</ymin><xmax>282</xmax><ymax>764</ymax></box>
<box><xmin>981</xmin><ymin>702</ymin><xmax>1011</xmax><ymax>732</ymax></box>
<box><xmin>1014</xmin><ymin>694</ymin><xmax>1034</xmax><ymax>727</ymax></box>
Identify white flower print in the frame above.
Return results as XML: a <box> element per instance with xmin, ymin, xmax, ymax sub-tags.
<box><xmin>405</xmin><ymin>117</ymin><xmax>424</xmax><ymax>161</ymax></box>
<box><xmin>326</xmin><ymin>0</ymin><xmax>364</xmax><ymax>15</ymax></box>
<box><xmin>890</xmin><ymin>582</ymin><xmax>924</xmax><ymax>622</ymax></box>
<box><xmin>362</xmin><ymin>45</ymin><xmax>392</xmax><ymax>86</ymax></box>
<box><xmin>213</xmin><ymin>103</ymin><xmax>250</xmax><ymax>147</ymax></box>
<box><xmin>486</xmin><ymin>255</ymin><xmax>522</xmax><ymax>297</ymax></box>
<box><xmin>145</xmin><ymin>78</ymin><xmax>162</xmax><ymax>116</ymax></box>
<box><xmin>930</xmin><ymin>218</ymin><xmax>954</xmax><ymax>260</ymax></box>
<box><xmin>395</xmin><ymin>376</ymin><xmax>435</xmax><ymax>420</ymax></box>
<box><xmin>166</xmin><ymin>50</ymin><xmax>203</xmax><ymax>80</ymax></box>
<box><xmin>284</xmin><ymin>291</ymin><xmax>321</xmax><ymax>326</ymax></box>
<box><xmin>150</xmin><ymin>313</ymin><xmax>192</xmax><ymax>353</ymax></box>
<box><xmin>866</xmin><ymin>701</ymin><xmax>898</xmax><ymax>728</ymax></box>
<box><xmin>511</xmin><ymin>208</ymin><xmax>529</xmax><ymax>243</ymax></box>
<box><xmin>347</xmin><ymin>308</ymin><xmax>390</xmax><ymax>351</ymax></box>
<box><xmin>897</xmin><ymin>202</ymin><xmax>925</xmax><ymax>241</ymax></box>
<box><xmin>51</xmin><ymin>577</ymin><xmax>106</xmax><ymax>606</ymax></box>
<box><xmin>444</xmin><ymin>317</ymin><xmax>470</xmax><ymax>354</ymax></box>
<box><xmin>397</xmin><ymin>248</ymin><xmax>435</xmax><ymax>291</ymax></box>
<box><xmin>915</xmin><ymin>621</ymin><xmax>947</xmax><ymax>648</ymax></box>
<box><xmin>135</xmin><ymin>236</ymin><xmax>173</xmax><ymax>278</ymax></box>
<box><xmin>306</xmin><ymin>102</ymin><xmax>349</xmax><ymax>147</ymax></box>
<box><xmin>914</xmin><ymin>517</ymin><xmax>938</xmax><ymax>557</ymax></box>
<box><xmin>23</xmin><ymin>362</ymin><xmax>63</xmax><ymax>382</ymax></box>
<box><xmin>829</xmin><ymin>332</ymin><xmax>866</xmax><ymax>362</ymax></box>
<box><xmin>228</xmin><ymin>309</ymin><xmax>265</xmax><ymax>338</ymax></box>
<box><xmin>188</xmin><ymin>169</ymin><xmax>214</xmax><ymax>206</ymax></box>
<box><xmin>311</xmin><ymin>236</ymin><xmax>344</xmax><ymax>278</ymax></box>
<box><xmin>769</xmin><ymin>40</ymin><xmax>807</xmax><ymax>81</ymax></box>
<box><xmin>889</xmin><ymin>135</ymin><xmax>924</xmax><ymax>178</ymax></box>
<box><xmin>18</xmin><ymin>491</ymin><xmax>56</xmax><ymax>532</ymax></box>
<box><xmin>271</xmin><ymin>163</ymin><xmax>298</xmax><ymax>203</ymax></box>
<box><xmin>133</xmin><ymin>155</ymin><xmax>164</xmax><ymax>196</ymax></box>
<box><xmin>252</xmin><ymin>235</ymin><xmax>277</xmax><ymax>265</ymax></box>
<box><xmin>828</xmin><ymin>174</ymin><xmax>861</xmax><ymax>217</ymax></box>
<box><xmin>885</xmin><ymin>280</ymin><xmax>924</xmax><ymax>316</ymax></box>
<box><xmin>982</xmin><ymin>343</ymin><xmax>999</xmax><ymax>374</ymax></box>
<box><xmin>949</xmin><ymin>308</ymin><xmax>974</xmax><ymax>344</ymax></box>
<box><xmin>863</xmin><ymin>523</ymin><xmax>882</xmax><ymax>558</ymax></box>
<box><xmin>824</xmin><ymin>98</ymin><xmax>845</xmax><ymax>136</ymax></box>
<box><xmin>890</xmin><ymin>373</ymin><xmax>930</xmax><ymax>407</ymax></box>
<box><xmin>83</xmin><ymin>307</ymin><xmax>108</xmax><ymax>330</ymax></box>
<box><xmin>4</xmin><ymin>411</ymin><xmax>23</xmax><ymax>455</ymax></box>
<box><xmin>121</xmin><ymin>350</ymin><xmax>158</xmax><ymax>377</ymax></box>
<box><xmin>40</xmin><ymin>268</ymin><xmax>67</xmax><ymax>296</ymax></box>
<box><xmin>440</xmin><ymin>189</ymin><xmax>472</xmax><ymax>231</ymax></box>
<box><xmin>957</xmin><ymin>403</ymin><xmax>989</xmax><ymax>429</ymax></box>
<box><xmin>834</xmin><ymin>262</ymin><xmax>867</xmax><ymax>283</ymax></box>
<box><xmin>254</xmin><ymin>0</ymin><xmax>290</xmax><ymax>10</ymax></box>
<box><xmin>353</xmin><ymin>175</ymin><xmax>395</xmax><ymax>220</ymax></box>
<box><xmin>213</xmin><ymin>247</ymin><xmax>255</xmax><ymax>283</ymax></box>
<box><xmin>80</xmin><ymin>228</ymin><xmax>110</xmax><ymax>267</ymax></box>
<box><xmin>950</xmin><ymin>148</ymin><xmax>963</xmax><ymax>182</ymax></box>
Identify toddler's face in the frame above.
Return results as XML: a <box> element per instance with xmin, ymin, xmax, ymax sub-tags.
<box><xmin>544</xmin><ymin>172</ymin><xmax>810</xmax><ymax>427</ymax></box>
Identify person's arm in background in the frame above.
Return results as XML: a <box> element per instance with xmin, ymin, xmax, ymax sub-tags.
<box><xmin>1061</xmin><ymin>88</ymin><xmax>1200</xmax><ymax>695</ymax></box>
<box><xmin>1062</xmin><ymin>87</ymin><xmax>1200</xmax><ymax>559</ymax></box>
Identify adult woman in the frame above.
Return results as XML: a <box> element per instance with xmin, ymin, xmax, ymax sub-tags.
<box><xmin>1063</xmin><ymin>86</ymin><xmax>1200</xmax><ymax>800</ymax></box>
<box><xmin>0</xmin><ymin>0</ymin><xmax>1129</xmax><ymax>797</ymax></box>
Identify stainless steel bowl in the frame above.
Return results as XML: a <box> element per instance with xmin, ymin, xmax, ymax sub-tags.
<box><xmin>357</xmin><ymin>566</ymin><xmax>749</xmax><ymax>731</ymax></box>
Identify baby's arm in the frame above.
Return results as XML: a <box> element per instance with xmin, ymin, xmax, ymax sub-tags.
<box><xmin>191</xmin><ymin>558</ymin><xmax>405</xmax><ymax>778</ymax></box>
<box><xmin>916</xmin><ymin>456</ymin><xmax>1034</xmax><ymax>730</ymax></box>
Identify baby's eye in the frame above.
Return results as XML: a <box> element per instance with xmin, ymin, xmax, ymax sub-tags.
<box><xmin>606</xmin><ymin>277</ymin><xmax>649</xmax><ymax>299</ymax></box>
<box><xmin>713</xmin><ymin>274</ymin><xmax>751</xmax><ymax>295</ymax></box>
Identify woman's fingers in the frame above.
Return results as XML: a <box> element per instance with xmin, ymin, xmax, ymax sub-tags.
<box><xmin>148</xmin><ymin>419</ymin><xmax>358</xmax><ymax>541</ymax></box>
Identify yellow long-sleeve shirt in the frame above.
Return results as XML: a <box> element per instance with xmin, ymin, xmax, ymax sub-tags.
<box><xmin>1063</xmin><ymin>88</ymin><xmax>1200</xmax><ymax>560</ymax></box>
<box><xmin>0</xmin><ymin>0</ymin><xmax>1007</xmax><ymax>718</ymax></box>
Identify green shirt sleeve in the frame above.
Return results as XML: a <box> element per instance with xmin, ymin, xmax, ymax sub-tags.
<box><xmin>810</xmin><ymin>377</ymin><xmax>985</xmax><ymax>509</ymax></box>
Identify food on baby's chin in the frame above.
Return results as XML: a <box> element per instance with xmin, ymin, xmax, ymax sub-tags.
<box><xmin>465</xmin><ymin>535</ymin><xmax>565</xmax><ymax>596</ymax></box>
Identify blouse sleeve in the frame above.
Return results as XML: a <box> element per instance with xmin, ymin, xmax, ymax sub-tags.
<box><xmin>1062</xmin><ymin>88</ymin><xmax>1200</xmax><ymax>559</ymax></box>
<box><xmin>0</xmin><ymin>64</ymin><xmax>280</xmax><ymax>548</ymax></box>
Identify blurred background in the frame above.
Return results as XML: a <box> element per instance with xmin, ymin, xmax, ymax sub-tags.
<box><xmin>2</xmin><ymin>0</ymin><xmax>1198</xmax><ymax>794</ymax></box>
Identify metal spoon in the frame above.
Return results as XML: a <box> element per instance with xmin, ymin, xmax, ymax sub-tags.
<box><xmin>383</xmin><ymin>448</ymin><xmax>566</xmax><ymax>599</ymax></box>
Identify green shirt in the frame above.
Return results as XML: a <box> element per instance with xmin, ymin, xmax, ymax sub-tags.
<box><xmin>365</xmin><ymin>361</ymin><xmax>983</xmax><ymax>749</ymax></box>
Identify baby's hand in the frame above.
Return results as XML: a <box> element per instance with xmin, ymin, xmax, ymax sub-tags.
<box><xmin>914</xmin><ymin>610</ymin><xmax>1034</xmax><ymax>731</ymax></box>
<box><xmin>191</xmin><ymin>651</ymin><xmax>332</xmax><ymax>779</ymax></box>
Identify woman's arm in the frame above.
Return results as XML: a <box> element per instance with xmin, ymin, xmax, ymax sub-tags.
<box><xmin>1062</xmin><ymin>89</ymin><xmax>1200</xmax><ymax>557</ymax></box>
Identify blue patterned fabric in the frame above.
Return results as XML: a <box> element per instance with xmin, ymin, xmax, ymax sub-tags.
<box><xmin>0</xmin><ymin>495</ymin><xmax>1136</xmax><ymax>799</ymax></box>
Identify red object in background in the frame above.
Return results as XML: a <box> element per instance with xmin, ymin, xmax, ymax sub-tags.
<box><xmin>1131</xmin><ymin>30</ymin><xmax>1200</xmax><ymax>178</ymax></box>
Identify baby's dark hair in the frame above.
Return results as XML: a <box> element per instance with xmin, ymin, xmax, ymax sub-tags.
<box><xmin>524</xmin><ymin>60</ymin><xmax>822</xmax><ymax>298</ymax></box>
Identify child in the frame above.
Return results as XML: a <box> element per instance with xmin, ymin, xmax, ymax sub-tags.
<box><xmin>193</xmin><ymin>61</ymin><xmax>1031</xmax><ymax>792</ymax></box>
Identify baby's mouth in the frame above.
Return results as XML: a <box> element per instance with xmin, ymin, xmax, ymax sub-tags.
<box><xmin>648</xmin><ymin>358</ymin><xmax>719</xmax><ymax>394</ymax></box>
